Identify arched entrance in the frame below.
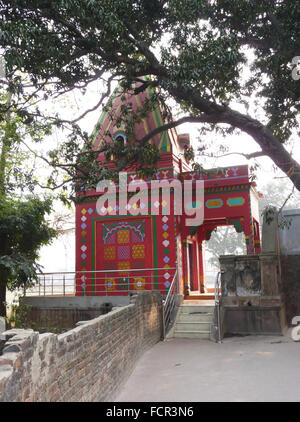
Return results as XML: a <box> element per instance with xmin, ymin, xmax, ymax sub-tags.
<box><xmin>181</xmin><ymin>217</ymin><xmax>261</xmax><ymax>298</ymax></box>
<box><xmin>203</xmin><ymin>225</ymin><xmax>246</xmax><ymax>293</ymax></box>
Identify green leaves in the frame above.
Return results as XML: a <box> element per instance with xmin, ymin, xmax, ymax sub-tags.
<box><xmin>0</xmin><ymin>0</ymin><xmax>298</xmax><ymax>193</ymax></box>
<box><xmin>0</xmin><ymin>195</ymin><xmax>57</xmax><ymax>290</ymax></box>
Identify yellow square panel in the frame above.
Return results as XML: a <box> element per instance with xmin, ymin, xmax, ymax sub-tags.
<box><xmin>132</xmin><ymin>244</ymin><xmax>145</xmax><ymax>259</ymax></box>
<box><xmin>103</xmin><ymin>246</ymin><xmax>116</xmax><ymax>260</ymax></box>
<box><xmin>117</xmin><ymin>230</ymin><xmax>130</xmax><ymax>244</ymax></box>
<box><xmin>118</xmin><ymin>261</ymin><xmax>130</xmax><ymax>270</ymax></box>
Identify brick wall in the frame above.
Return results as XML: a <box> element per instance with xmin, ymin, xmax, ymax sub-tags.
<box><xmin>0</xmin><ymin>291</ymin><xmax>162</xmax><ymax>402</ymax></box>
<box><xmin>281</xmin><ymin>255</ymin><xmax>300</xmax><ymax>325</ymax></box>
<box><xmin>20</xmin><ymin>305</ymin><xmax>113</xmax><ymax>332</ymax></box>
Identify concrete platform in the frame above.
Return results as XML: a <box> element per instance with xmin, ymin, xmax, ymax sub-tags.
<box><xmin>115</xmin><ymin>332</ymin><xmax>300</xmax><ymax>402</ymax></box>
<box><xmin>182</xmin><ymin>300</ymin><xmax>215</xmax><ymax>306</ymax></box>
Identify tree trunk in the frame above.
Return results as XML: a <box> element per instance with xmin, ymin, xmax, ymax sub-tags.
<box><xmin>0</xmin><ymin>282</ymin><xmax>6</xmax><ymax>318</ymax></box>
<box><xmin>0</xmin><ymin>91</ymin><xmax>12</xmax><ymax>195</ymax></box>
<box><xmin>167</xmin><ymin>84</ymin><xmax>300</xmax><ymax>191</ymax></box>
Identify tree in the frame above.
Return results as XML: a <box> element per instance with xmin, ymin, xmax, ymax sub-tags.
<box><xmin>0</xmin><ymin>86</ymin><xmax>57</xmax><ymax>317</ymax></box>
<box><xmin>258</xmin><ymin>180</ymin><xmax>300</xmax><ymax>213</ymax></box>
<box><xmin>0</xmin><ymin>196</ymin><xmax>56</xmax><ymax>317</ymax></box>
<box><xmin>0</xmin><ymin>0</ymin><xmax>299</xmax><ymax>192</ymax></box>
<box><xmin>205</xmin><ymin>226</ymin><xmax>246</xmax><ymax>269</ymax></box>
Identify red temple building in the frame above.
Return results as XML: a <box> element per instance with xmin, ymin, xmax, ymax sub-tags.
<box><xmin>75</xmin><ymin>85</ymin><xmax>261</xmax><ymax>298</ymax></box>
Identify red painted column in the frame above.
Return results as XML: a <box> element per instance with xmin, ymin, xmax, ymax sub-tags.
<box><xmin>243</xmin><ymin>217</ymin><xmax>255</xmax><ymax>255</ymax></box>
<box><xmin>182</xmin><ymin>235</ymin><xmax>189</xmax><ymax>296</ymax></box>
<box><xmin>253</xmin><ymin>219</ymin><xmax>261</xmax><ymax>254</ymax></box>
<box><xmin>198</xmin><ymin>242</ymin><xmax>205</xmax><ymax>293</ymax></box>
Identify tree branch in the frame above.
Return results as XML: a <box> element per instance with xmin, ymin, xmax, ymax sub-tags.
<box><xmin>201</xmin><ymin>151</ymin><xmax>266</xmax><ymax>160</ymax></box>
<box><xmin>136</xmin><ymin>114</ymin><xmax>219</xmax><ymax>145</ymax></box>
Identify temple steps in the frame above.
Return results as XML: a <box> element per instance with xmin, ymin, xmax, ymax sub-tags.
<box><xmin>184</xmin><ymin>294</ymin><xmax>215</xmax><ymax>301</ymax></box>
<box><xmin>172</xmin><ymin>302</ymin><xmax>215</xmax><ymax>340</ymax></box>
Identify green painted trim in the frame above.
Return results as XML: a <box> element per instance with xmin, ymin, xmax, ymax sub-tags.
<box><xmin>90</xmin><ymin>86</ymin><xmax>122</xmax><ymax>146</ymax></box>
<box><xmin>146</xmin><ymin>86</ymin><xmax>170</xmax><ymax>152</ymax></box>
<box><xmin>152</xmin><ymin>106</ymin><xmax>169</xmax><ymax>152</ymax></box>
<box><xmin>90</xmin><ymin>110</ymin><xmax>108</xmax><ymax>145</ymax></box>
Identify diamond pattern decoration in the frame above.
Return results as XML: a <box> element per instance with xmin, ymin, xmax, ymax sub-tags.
<box><xmin>118</xmin><ymin>245</ymin><xmax>130</xmax><ymax>260</ymax></box>
<box><xmin>160</xmin><ymin>213</ymin><xmax>171</xmax><ymax>287</ymax></box>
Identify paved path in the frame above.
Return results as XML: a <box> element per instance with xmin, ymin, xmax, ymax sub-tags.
<box><xmin>116</xmin><ymin>333</ymin><xmax>300</xmax><ymax>402</ymax></box>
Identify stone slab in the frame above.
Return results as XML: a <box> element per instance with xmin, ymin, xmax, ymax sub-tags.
<box><xmin>21</xmin><ymin>295</ymin><xmax>130</xmax><ymax>309</ymax></box>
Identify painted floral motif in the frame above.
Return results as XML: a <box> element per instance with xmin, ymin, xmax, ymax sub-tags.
<box><xmin>105</xmin><ymin>278</ymin><xmax>116</xmax><ymax>291</ymax></box>
<box><xmin>134</xmin><ymin>277</ymin><xmax>146</xmax><ymax>290</ymax></box>
<box><xmin>103</xmin><ymin>220</ymin><xmax>145</xmax><ymax>244</ymax></box>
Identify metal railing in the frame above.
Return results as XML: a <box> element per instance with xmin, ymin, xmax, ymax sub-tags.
<box><xmin>24</xmin><ymin>267</ymin><xmax>177</xmax><ymax>297</ymax></box>
<box><xmin>162</xmin><ymin>268</ymin><xmax>178</xmax><ymax>340</ymax></box>
<box><xmin>214</xmin><ymin>270</ymin><xmax>224</xmax><ymax>344</ymax></box>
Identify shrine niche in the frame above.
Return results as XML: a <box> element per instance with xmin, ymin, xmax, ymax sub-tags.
<box><xmin>75</xmin><ymin>83</ymin><xmax>261</xmax><ymax>297</ymax></box>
